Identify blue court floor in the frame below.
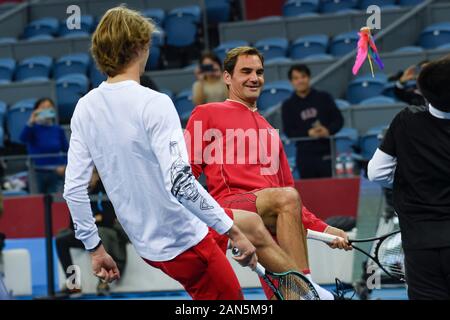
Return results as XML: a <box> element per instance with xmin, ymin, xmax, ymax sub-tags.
<box><xmin>15</xmin><ymin>285</ymin><xmax>408</xmax><ymax>300</ymax></box>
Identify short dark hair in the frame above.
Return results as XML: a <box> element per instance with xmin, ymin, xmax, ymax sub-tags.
<box><xmin>417</xmin><ymin>57</ymin><xmax>450</xmax><ymax>112</ymax></box>
<box><xmin>288</xmin><ymin>64</ymin><xmax>311</xmax><ymax>80</ymax></box>
<box><xmin>223</xmin><ymin>46</ymin><xmax>264</xmax><ymax>75</ymax></box>
<box><xmin>200</xmin><ymin>51</ymin><xmax>223</xmax><ymax>70</ymax></box>
<box><xmin>33</xmin><ymin>97</ymin><xmax>54</xmax><ymax>110</ymax></box>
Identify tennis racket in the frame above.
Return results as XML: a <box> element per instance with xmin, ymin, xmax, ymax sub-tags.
<box><xmin>307</xmin><ymin>229</ymin><xmax>405</xmax><ymax>282</ymax></box>
<box><xmin>231</xmin><ymin>247</ymin><xmax>320</xmax><ymax>300</ymax></box>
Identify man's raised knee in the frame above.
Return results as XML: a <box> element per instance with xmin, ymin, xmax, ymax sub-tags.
<box><xmin>273</xmin><ymin>187</ymin><xmax>302</xmax><ymax>213</ymax></box>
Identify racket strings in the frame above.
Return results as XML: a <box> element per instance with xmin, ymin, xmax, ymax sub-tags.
<box><xmin>374</xmin><ymin>233</ymin><xmax>405</xmax><ymax>277</ymax></box>
<box><xmin>278</xmin><ymin>274</ymin><xmax>318</xmax><ymax>300</ymax></box>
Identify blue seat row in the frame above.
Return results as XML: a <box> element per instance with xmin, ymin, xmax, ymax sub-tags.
<box><xmin>214</xmin><ymin>31</ymin><xmax>361</xmax><ymax>62</ymax></box>
<box><xmin>282</xmin><ymin>0</ymin><xmax>424</xmax><ymax>17</ymax></box>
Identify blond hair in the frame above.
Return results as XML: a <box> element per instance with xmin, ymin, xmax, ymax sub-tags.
<box><xmin>91</xmin><ymin>5</ymin><xmax>156</xmax><ymax>77</ymax></box>
<box><xmin>223</xmin><ymin>46</ymin><xmax>264</xmax><ymax>75</ymax></box>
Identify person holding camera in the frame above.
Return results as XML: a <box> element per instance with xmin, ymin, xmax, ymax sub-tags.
<box><xmin>20</xmin><ymin>98</ymin><xmax>68</xmax><ymax>194</ymax></box>
<box><xmin>192</xmin><ymin>52</ymin><xmax>227</xmax><ymax>106</ymax></box>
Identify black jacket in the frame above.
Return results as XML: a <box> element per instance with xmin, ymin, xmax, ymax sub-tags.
<box><xmin>281</xmin><ymin>89</ymin><xmax>344</xmax><ymax>156</ymax></box>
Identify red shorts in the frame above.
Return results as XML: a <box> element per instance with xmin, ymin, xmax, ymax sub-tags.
<box><xmin>143</xmin><ymin>231</ymin><xmax>243</xmax><ymax>300</ymax></box>
<box><xmin>214</xmin><ymin>191</ymin><xmax>278</xmax><ymax>300</ymax></box>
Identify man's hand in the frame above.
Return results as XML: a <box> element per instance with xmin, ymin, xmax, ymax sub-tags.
<box><xmin>308</xmin><ymin>125</ymin><xmax>330</xmax><ymax>138</ymax></box>
<box><xmin>400</xmin><ymin>65</ymin><xmax>417</xmax><ymax>83</ymax></box>
<box><xmin>90</xmin><ymin>245</ymin><xmax>120</xmax><ymax>283</ymax></box>
<box><xmin>227</xmin><ymin>225</ymin><xmax>258</xmax><ymax>270</ymax></box>
<box><xmin>28</xmin><ymin>109</ymin><xmax>40</xmax><ymax>126</ymax></box>
<box><xmin>324</xmin><ymin>226</ymin><xmax>352</xmax><ymax>251</ymax></box>
<box><xmin>315</xmin><ymin>125</ymin><xmax>330</xmax><ymax>138</ymax></box>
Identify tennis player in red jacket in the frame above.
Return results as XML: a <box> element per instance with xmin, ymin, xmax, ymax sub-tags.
<box><xmin>185</xmin><ymin>47</ymin><xmax>351</xmax><ymax>299</ymax></box>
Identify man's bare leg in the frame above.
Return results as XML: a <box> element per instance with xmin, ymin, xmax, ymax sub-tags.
<box><xmin>232</xmin><ymin>209</ymin><xmax>297</xmax><ymax>273</ymax></box>
<box><xmin>232</xmin><ymin>208</ymin><xmax>335</xmax><ymax>300</ymax></box>
<box><xmin>254</xmin><ymin>187</ymin><xmax>309</xmax><ymax>271</ymax></box>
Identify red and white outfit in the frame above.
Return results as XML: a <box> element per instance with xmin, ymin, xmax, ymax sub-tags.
<box><xmin>64</xmin><ymin>81</ymin><xmax>243</xmax><ymax>300</ymax></box>
<box><xmin>185</xmin><ymin>99</ymin><xmax>329</xmax><ymax>298</ymax></box>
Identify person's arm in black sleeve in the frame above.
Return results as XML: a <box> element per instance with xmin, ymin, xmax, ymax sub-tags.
<box><xmin>281</xmin><ymin>99</ymin><xmax>309</xmax><ymax>138</ymax></box>
<box><xmin>323</xmin><ymin>93</ymin><xmax>344</xmax><ymax>135</ymax></box>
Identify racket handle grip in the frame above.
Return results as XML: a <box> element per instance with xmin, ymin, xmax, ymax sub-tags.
<box><xmin>254</xmin><ymin>263</ymin><xmax>266</xmax><ymax>277</ymax></box>
<box><xmin>232</xmin><ymin>247</ymin><xmax>265</xmax><ymax>276</ymax></box>
<box><xmin>307</xmin><ymin>229</ymin><xmax>344</xmax><ymax>244</ymax></box>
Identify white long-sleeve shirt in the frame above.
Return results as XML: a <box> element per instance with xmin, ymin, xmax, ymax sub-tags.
<box><xmin>367</xmin><ymin>148</ymin><xmax>397</xmax><ymax>189</ymax></box>
<box><xmin>63</xmin><ymin>80</ymin><xmax>233</xmax><ymax>261</ymax></box>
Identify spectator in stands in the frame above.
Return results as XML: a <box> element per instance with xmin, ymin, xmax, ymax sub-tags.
<box><xmin>56</xmin><ymin>168</ymin><xmax>129</xmax><ymax>296</ymax></box>
<box><xmin>20</xmin><ymin>98</ymin><xmax>68</xmax><ymax>194</ymax></box>
<box><xmin>391</xmin><ymin>60</ymin><xmax>428</xmax><ymax>106</ymax></box>
<box><xmin>192</xmin><ymin>52</ymin><xmax>227</xmax><ymax>106</ymax></box>
<box><xmin>281</xmin><ymin>64</ymin><xmax>343</xmax><ymax>179</ymax></box>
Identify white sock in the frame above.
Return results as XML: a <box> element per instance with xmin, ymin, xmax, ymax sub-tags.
<box><xmin>305</xmin><ymin>274</ymin><xmax>335</xmax><ymax>300</ymax></box>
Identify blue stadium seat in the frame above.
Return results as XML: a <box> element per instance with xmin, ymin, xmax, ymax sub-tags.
<box><xmin>360</xmin><ymin>125</ymin><xmax>387</xmax><ymax>160</ymax></box>
<box><xmin>330</xmin><ymin>30</ymin><xmax>359</xmax><ymax>57</ymax></box>
<box><xmin>20</xmin><ymin>76</ymin><xmax>50</xmax><ymax>83</ymax></box>
<box><xmin>302</xmin><ymin>53</ymin><xmax>334</xmax><ymax>61</ymax></box>
<box><xmin>214</xmin><ymin>40</ymin><xmax>250</xmax><ymax>61</ymax></box>
<box><xmin>346</xmin><ymin>74</ymin><xmax>387</xmax><ymax>104</ymax></box>
<box><xmin>258</xmin><ymin>80</ymin><xmax>293</xmax><ymax>111</ymax></box>
<box><xmin>0</xmin><ymin>100</ymin><xmax>7</xmax><ymax>126</ymax></box>
<box><xmin>171</xmin><ymin>5</ymin><xmax>202</xmax><ymax>23</ymax></box>
<box><xmin>398</xmin><ymin>0</ymin><xmax>424</xmax><ymax>5</ymax></box>
<box><xmin>7</xmin><ymin>98</ymin><xmax>36</xmax><ymax>144</ymax></box>
<box><xmin>26</xmin><ymin>34</ymin><xmax>54</xmax><ymax>42</ymax></box>
<box><xmin>393</xmin><ymin>46</ymin><xmax>424</xmax><ymax>53</ymax></box>
<box><xmin>382</xmin><ymin>82</ymin><xmax>397</xmax><ymax>99</ymax></box>
<box><xmin>255</xmin><ymin>37</ymin><xmax>289</xmax><ymax>61</ymax></box>
<box><xmin>319</xmin><ymin>0</ymin><xmax>357</xmax><ymax>13</ymax></box>
<box><xmin>0</xmin><ymin>37</ymin><xmax>17</xmax><ymax>44</ymax></box>
<box><xmin>419</xmin><ymin>22</ymin><xmax>450</xmax><ymax>49</ymax></box>
<box><xmin>142</xmin><ymin>8</ymin><xmax>166</xmax><ymax>26</ymax></box>
<box><xmin>359</xmin><ymin>95</ymin><xmax>397</xmax><ymax>106</ymax></box>
<box><xmin>282</xmin><ymin>0</ymin><xmax>319</xmax><ymax>17</ymax></box>
<box><xmin>15</xmin><ymin>56</ymin><xmax>52</xmax><ymax>82</ymax></box>
<box><xmin>0</xmin><ymin>58</ymin><xmax>16</xmax><ymax>82</ymax></box>
<box><xmin>289</xmin><ymin>34</ymin><xmax>328</xmax><ymax>60</ymax></box>
<box><xmin>59</xmin><ymin>15</ymin><xmax>95</xmax><ymax>36</ymax></box>
<box><xmin>205</xmin><ymin>0</ymin><xmax>231</xmax><ymax>24</ymax></box>
<box><xmin>89</xmin><ymin>65</ymin><xmax>106</xmax><ymax>88</ymax></box>
<box><xmin>0</xmin><ymin>126</ymin><xmax>4</xmax><ymax>148</ymax></box>
<box><xmin>335</xmin><ymin>98</ymin><xmax>350</xmax><ymax>109</ymax></box>
<box><xmin>437</xmin><ymin>43</ymin><xmax>450</xmax><ymax>50</ymax></box>
<box><xmin>358</xmin><ymin>0</ymin><xmax>395</xmax><ymax>9</ymax></box>
<box><xmin>56</xmin><ymin>74</ymin><xmax>89</xmax><ymax>122</ymax></box>
<box><xmin>61</xmin><ymin>31</ymin><xmax>90</xmax><ymax>39</ymax></box>
<box><xmin>164</xmin><ymin>5</ymin><xmax>201</xmax><ymax>47</ymax></box>
<box><xmin>265</xmin><ymin>57</ymin><xmax>292</xmax><ymax>65</ymax></box>
<box><xmin>146</xmin><ymin>29</ymin><xmax>165</xmax><ymax>70</ymax></box>
<box><xmin>335</xmin><ymin>127</ymin><xmax>358</xmax><ymax>155</ymax></box>
<box><xmin>23</xmin><ymin>17</ymin><xmax>59</xmax><ymax>39</ymax></box>
<box><xmin>53</xmin><ymin>53</ymin><xmax>90</xmax><ymax>79</ymax></box>
<box><xmin>174</xmin><ymin>89</ymin><xmax>194</xmax><ymax>120</ymax></box>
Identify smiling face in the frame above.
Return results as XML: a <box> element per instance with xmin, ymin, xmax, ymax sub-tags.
<box><xmin>224</xmin><ymin>54</ymin><xmax>265</xmax><ymax>105</ymax></box>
